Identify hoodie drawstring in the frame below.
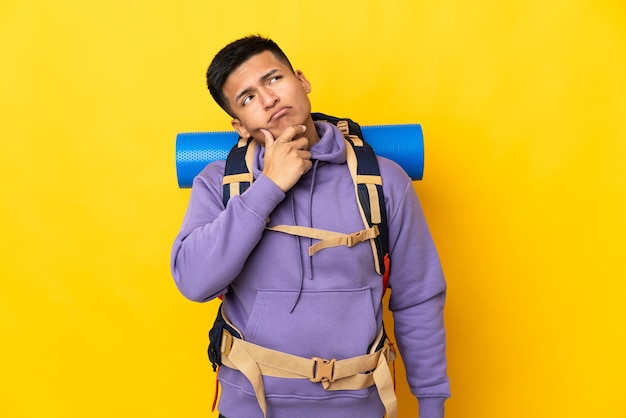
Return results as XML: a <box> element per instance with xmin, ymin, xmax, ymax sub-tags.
<box><xmin>289</xmin><ymin>159</ymin><xmax>320</xmax><ymax>313</ymax></box>
<box><xmin>307</xmin><ymin>161</ymin><xmax>319</xmax><ymax>280</ymax></box>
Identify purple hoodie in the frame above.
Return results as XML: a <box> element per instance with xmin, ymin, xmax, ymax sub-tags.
<box><xmin>171</xmin><ymin>121</ymin><xmax>449</xmax><ymax>417</ymax></box>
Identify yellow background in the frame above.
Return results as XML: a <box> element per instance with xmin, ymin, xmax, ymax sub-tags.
<box><xmin>1</xmin><ymin>0</ymin><xmax>625</xmax><ymax>417</ymax></box>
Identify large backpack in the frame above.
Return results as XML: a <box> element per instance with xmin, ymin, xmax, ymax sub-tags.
<box><xmin>210</xmin><ymin>114</ymin><xmax>398</xmax><ymax>417</ymax></box>
<box><xmin>221</xmin><ymin>113</ymin><xmax>391</xmax><ymax>289</ymax></box>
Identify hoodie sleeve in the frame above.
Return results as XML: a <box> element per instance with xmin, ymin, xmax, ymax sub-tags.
<box><xmin>382</xmin><ymin>161</ymin><xmax>450</xmax><ymax>416</ymax></box>
<box><xmin>170</xmin><ymin>162</ymin><xmax>285</xmax><ymax>302</ymax></box>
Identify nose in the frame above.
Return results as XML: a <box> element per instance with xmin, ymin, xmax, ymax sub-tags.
<box><xmin>259</xmin><ymin>87</ymin><xmax>279</xmax><ymax>109</ymax></box>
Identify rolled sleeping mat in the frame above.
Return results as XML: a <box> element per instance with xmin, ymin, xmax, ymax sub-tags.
<box><xmin>176</xmin><ymin>123</ymin><xmax>424</xmax><ymax>188</ymax></box>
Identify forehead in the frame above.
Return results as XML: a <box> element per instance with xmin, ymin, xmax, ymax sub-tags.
<box><xmin>223</xmin><ymin>51</ymin><xmax>289</xmax><ymax>94</ymax></box>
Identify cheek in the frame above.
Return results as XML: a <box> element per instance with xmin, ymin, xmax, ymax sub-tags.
<box><xmin>235</xmin><ymin>112</ymin><xmax>263</xmax><ymax>132</ymax></box>
<box><xmin>295</xmin><ymin>86</ymin><xmax>312</xmax><ymax>105</ymax></box>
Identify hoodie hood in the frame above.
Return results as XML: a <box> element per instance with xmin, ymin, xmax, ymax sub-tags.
<box><xmin>252</xmin><ymin>121</ymin><xmax>346</xmax><ymax>178</ymax></box>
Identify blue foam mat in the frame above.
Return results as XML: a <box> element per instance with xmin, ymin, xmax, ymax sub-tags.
<box><xmin>176</xmin><ymin>124</ymin><xmax>424</xmax><ymax>188</ymax></box>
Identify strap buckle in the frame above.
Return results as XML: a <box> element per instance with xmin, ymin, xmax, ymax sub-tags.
<box><xmin>310</xmin><ymin>357</ymin><xmax>336</xmax><ymax>383</ymax></box>
<box><xmin>346</xmin><ymin>231</ymin><xmax>363</xmax><ymax>247</ymax></box>
<box><xmin>346</xmin><ymin>225</ymin><xmax>379</xmax><ymax>247</ymax></box>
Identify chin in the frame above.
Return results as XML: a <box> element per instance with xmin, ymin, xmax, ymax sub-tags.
<box><xmin>280</xmin><ymin>113</ymin><xmax>311</xmax><ymax>129</ymax></box>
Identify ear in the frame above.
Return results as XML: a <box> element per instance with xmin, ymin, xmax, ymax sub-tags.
<box><xmin>231</xmin><ymin>118</ymin><xmax>251</xmax><ymax>138</ymax></box>
<box><xmin>295</xmin><ymin>70</ymin><xmax>312</xmax><ymax>94</ymax></box>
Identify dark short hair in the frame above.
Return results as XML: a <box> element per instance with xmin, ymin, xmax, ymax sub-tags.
<box><xmin>206</xmin><ymin>35</ymin><xmax>294</xmax><ymax>117</ymax></box>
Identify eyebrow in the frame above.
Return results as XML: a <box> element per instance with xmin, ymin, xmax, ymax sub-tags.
<box><xmin>234</xmin><ymin>69</ymin><xmax>280</xmax><ymax>104</ymax></box>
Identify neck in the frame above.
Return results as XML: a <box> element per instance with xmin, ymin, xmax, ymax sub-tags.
<box><xmin>303</xmin><ymin>116</ymin><xmax>320</xmax><ymax>150</ymax></box>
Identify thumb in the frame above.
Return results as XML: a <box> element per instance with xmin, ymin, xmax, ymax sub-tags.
<box><xmin>259</xmin><ymin>129</ymin><xmax>275</xmax><ymax>147</ymax></box>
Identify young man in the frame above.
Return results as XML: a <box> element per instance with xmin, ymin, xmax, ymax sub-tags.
<box><xmin>171</xmin><ymin>35</ymin><xmax>449</xmax><ymax>418</ymax></box>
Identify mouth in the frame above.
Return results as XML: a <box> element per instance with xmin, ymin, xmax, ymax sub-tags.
<box><xmin>268</xmin><ymin>107</ymin><xmax>290</xmax><ymax>123</ymax></box>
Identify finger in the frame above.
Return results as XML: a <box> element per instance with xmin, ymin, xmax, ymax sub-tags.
<box><xmin>302</xmin><ymin>159</ymin><xmax>313</xmax><ymax>175</ymax></box>
<box><xmin>297</xmin><ymin>149</ymin><xmax>311</xmax><ymax>160</ymax></box>
<box><xmin>291</xmin><ymin>136</ymin><xmax>309</xmax><ymax>150</ymax></box>
<box><xmin>260</xmin><ymin>129</ymin><xmax>275</xmax><ymax>147</ymax></box>
<box><xmin>277</xmin><ymin>125</ymin><xmax>307</xmax><ymax>143</ymax></box>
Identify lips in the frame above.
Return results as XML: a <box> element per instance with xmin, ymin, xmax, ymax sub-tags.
<box><xmin>269</xmin><ymin>107</ymin><xmax>290</xmax><ymax>122</ymax></box>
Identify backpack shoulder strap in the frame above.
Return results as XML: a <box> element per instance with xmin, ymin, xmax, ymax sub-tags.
<box><xmin>337</xmin><ymin>120</ymin><xmax>390</xmax><ymax>283</ymax></box>
<box><xmin>222</xmin><ymin>137</ymin><xmax>257</xmax><ymax>207</ymax></box>
<box><xmin>222</xmin><ymin>114</ymin><xmax>391</xmax><ymax>290</ymax></box>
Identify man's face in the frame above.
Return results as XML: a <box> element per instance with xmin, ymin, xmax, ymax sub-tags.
<box><xmin>222</xmin><ymin>50</ymin><xmax>312</xmax><ymax>143</ymax></box>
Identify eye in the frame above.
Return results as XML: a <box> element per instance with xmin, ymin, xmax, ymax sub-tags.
<box><xmin>269</xmin><ymin>75</ymin><xmax>282</xmax><ymax>84</ymax></box>
<box><xmin>242</xmin><ymin>95</ymin><xmax>254</xmax><ymax>106</ymax></box>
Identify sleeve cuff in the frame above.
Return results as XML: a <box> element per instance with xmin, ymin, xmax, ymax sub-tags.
<box><xmin>238</xmin><ymin>174</ymin><xmax>285</xmax><ymax>219</ymax></box>
<box><xmin>418</xmin><ymin>396</ymin><xmax>447</xmax><ymax>418</ymax></box>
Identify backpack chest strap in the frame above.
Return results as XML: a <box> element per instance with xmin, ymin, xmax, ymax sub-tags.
<box><xmin>266</xmin><ymin>224</ymin><xmax>380</xmax><ymax>255</ymax></box>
